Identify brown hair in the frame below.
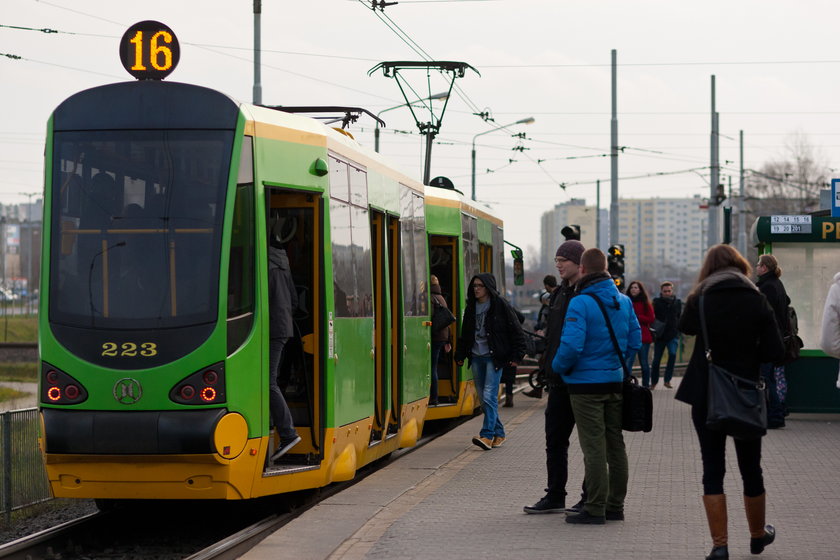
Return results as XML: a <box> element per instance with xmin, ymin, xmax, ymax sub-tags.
<box><xmin>696</xmin><ymin>244</ymin><xmax>752</xmax><ymax>284</ymax></box>
<box><xmin>580</xmin><ymin>248</ymin><xmax>607</xmax><ymax>273</ymax></box>
<box><xmin>628</xmin><ymin>280</ymin><xmax>651</xmax><ymax>304</ymax></box>
<box><xmin>757</xmin><ymin>254</ymin><xmax>782</xmax><ymax>278</ymax></box>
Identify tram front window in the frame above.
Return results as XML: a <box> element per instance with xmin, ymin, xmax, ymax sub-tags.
<box><xmin>50</xmin><ymin>130</ymin><xmax>233</xmax><ymax>330</ymax></box>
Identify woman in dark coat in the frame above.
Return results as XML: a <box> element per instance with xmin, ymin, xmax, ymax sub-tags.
<box><xmin>675</xmin><ymin>244</ymin><xmax>784</xmax><ymax>560</ymax></box>
<box><xmin>755</xmin><ymin>254</ymin><xmax>791</xmax><ymax>428</ymax></box>
<box><xmin>429</xmin><ymin>275</ymin><xmax>452</xmax><ymax>406</ymax></box>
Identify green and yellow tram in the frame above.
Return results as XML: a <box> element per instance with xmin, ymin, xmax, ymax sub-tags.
<box><xmin>37</xmin><ymin>22</ymin><xmax>510</xmax><ymax>502</ymax></box>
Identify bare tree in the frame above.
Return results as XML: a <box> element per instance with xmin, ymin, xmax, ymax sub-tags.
<box><xmin>745</xmin><ymin>131</ymin><xmax>831</xmax><ymax>216</ymax></box>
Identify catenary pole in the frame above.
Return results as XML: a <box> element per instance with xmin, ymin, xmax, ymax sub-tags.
<box><xmin>253</xmin><ymin>0</ymin><xmax>262</xmax><ymax>105</ymax></box>
<box><xmin>738</xmin><ymin>130</ymin><xmax>747</xmax><ymax>255</ymax></box>
<box><xmin>709</xmin><ymin>75</ymin><xmax>719</xmax><ymax>248</ymax></box>
<box><xmin>610</xmin><ymin>49</ymin><xmax>619</xmax><ymax>246</ymax></box>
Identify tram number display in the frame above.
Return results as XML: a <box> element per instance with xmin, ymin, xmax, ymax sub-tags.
<box><xmin>770</xmin><ymin>215</ymin><xmax>812</xmax><ymax>234</ymax></box>
<box><xmin>119</xmin><ymin>20</ymin><xmax>180</xmax><ymax>80</ymax></box>
<box><xmin>101</xmin><ymin>342</ymin><xmax>159</xmax><ymax>357</ymax></box>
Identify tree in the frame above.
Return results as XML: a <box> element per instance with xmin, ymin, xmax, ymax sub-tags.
<box><xmin>745</xmin><ymin>132</ymin><xmax>831</xmax><ymax>216</ymax></box>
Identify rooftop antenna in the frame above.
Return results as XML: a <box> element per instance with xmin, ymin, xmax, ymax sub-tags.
<box><xmin>368</xmin><ymin>61</ymin><xmax>479</xmax><ymax>185</ymax></box>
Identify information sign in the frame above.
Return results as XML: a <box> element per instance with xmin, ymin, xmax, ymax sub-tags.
<box><xmin>119</xmin><ymin>21</ymin><xmax>180</xmax><ymax>80</ymax></box>
<box><xmin>769</xmin><ymin>215</ymin><xmax>812</xmax><ymax>234</ymax></box>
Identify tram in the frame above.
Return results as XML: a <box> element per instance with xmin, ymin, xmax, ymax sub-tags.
<box><xmin>37</xmin><ymin>21</ymin><xmax>511</xmax><ymax>501</ymax></box>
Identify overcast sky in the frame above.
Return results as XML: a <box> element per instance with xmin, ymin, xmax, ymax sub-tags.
<box><xmin>4</xmin><ymin>0</ymin><xmax>840</xmax><ymax>253</ymax></box>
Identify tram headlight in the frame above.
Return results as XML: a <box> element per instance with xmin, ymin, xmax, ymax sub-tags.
<box><xmin>40</xmin><ymin>362</ymin><xmax>88</xmax><ymax>405</ymax></box>
<box><xmin>169</xmin><ymin>362</ymin><xmax>226</xmax><ymax>405</ymax></box>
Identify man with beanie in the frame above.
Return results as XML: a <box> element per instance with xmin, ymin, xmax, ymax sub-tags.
<box><xmin>524</xmin><ymin>239</ymin><xmax>588</xmax><ymax>514</ymax></box>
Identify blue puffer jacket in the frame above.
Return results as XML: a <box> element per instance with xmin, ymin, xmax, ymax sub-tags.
<box><xmin>551</xmin><ymin>273</ymin><xmax>642</xmax><ymax>393</ymax></box>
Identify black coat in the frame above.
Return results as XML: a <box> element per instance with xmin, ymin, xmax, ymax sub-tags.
<box><xmin>653</xmin><ymin>295</ymin><xmax>683</xmax><ymax>341</ymax></box>
<box><xmin>537</xmin><ymin>280</ymin><xmax>577</xmax><ymax>379</ymax></box>
<box><xmin>675</xmin><ymin>271</ymin><xmax>785</xmax><ymax>408</ymax></box>
<box><xmin>454</xmin><ymin>273</ymin><xmax>526</xmax><ymax>370</ymax></box>
<box><xmin>756</xmin><ymin>272</ymin><xmax>791</xmax><ymax>336</ymax></box>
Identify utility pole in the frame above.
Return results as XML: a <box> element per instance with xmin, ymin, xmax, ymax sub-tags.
<box><xmin>596</xmin><ymin>179</ymin><xmax>601</xmax><ymax>250</ymax></box>
<box><xmin>253</xmin><ymin>0</ymin><xmax>262</xmax><ymax>105</ymax></box>
<box><xmin>708</xmin><ymin>75</ymin><xmax>720</xmax><ymax>248</ymax></box>
<box><xmin>20</xmin><ymin>192</ymin><xmax>37</xmax><ymax>316</ymax></box>
<box><xmin>610</xmin><ymin>49</ymin><xmax>619</xmax><ymax>246</ymax></box>
<box><xmin>738</xmin><ymin>130</ymin><xmax>747</xmax><ymax>256</ymax></box>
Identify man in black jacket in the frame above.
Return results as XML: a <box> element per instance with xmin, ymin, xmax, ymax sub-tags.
<box><xmin>454</xmin><ymin>273</ymin><xmax>526</xmax><ymax>451</ymax></box>
<box><xmin>267</xmin><ymin>224</ymin><xmax>301</xmax><ymax>462</ymax></box>
<box><xmin>651</xmin><ymin>281</ymin><xmax>683</xmax><ymax>389</ymax></box>
<box><xmin>524</xmin><ymin>240</ymin><xmax>587</xmax><ymax>514</ymax></box>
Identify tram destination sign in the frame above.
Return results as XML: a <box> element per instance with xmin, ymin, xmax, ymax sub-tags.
<box><xmin>769</xmin><ymin>215</ymin><xmax>812</xmax><ymax>234</ymax></box>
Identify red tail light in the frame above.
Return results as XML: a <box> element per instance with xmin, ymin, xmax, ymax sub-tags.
<box><xmin>169</xmin><ymin>363</ymin><xmax>226</xmax><ymax>405</ymax></box>
<box><xmin>40</xmin><ymin>363</ymin><xmax>88</xmax><ymax>405</ymax></box>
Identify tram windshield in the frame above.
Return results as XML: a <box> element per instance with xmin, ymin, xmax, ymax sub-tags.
<box><xmin>49</xmin><ymin>130</ymin><xmax>233</xmax><ymax>330</ymax></box>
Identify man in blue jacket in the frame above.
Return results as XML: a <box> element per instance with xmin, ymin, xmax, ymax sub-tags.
<box><xmin>552</xmin><ymin>248</ymin><xmax>641</xmax><ymax>524</ymax></box>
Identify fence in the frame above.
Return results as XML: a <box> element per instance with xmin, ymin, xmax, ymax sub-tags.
<box><xmin>0</xmin><ymin>408</ymin><xmax>51</xmax><ymax>525</ymax></box>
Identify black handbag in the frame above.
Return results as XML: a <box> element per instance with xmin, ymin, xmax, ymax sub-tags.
<box><xmin>699</xmin><ymin>295</ymin><xmax>767</xmax><ymax>440</ymax></box>
<box><xmin>431</xmin><ymin>299</ymin><xmax>456</xmax><ymax>332</ymax></box>
<box><xmin>583</xmin><ymin>294</ymin><xmax>653</xmax><ymax>433</ymax></box>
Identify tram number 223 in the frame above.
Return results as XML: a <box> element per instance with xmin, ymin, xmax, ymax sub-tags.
<box><xmin>101</xmin><ymin>342</ymin><xmax>158</xmax><ymax>357</ymax></box>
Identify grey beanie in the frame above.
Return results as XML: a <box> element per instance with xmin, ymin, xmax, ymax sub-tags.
<box><xmin>555</xmin><ymin>240</ymin><xmax>584</xmax><ymax>265</ymax></box>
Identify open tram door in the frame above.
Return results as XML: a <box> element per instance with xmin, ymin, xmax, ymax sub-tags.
<box><xmin>265</xmin><ymin>189</ymin><xmax>323</xmax><ymax>467</ymax></box>
<box><xmin>429</xmin><ymin>235</ymin><xmax>460</xmax><ymax>404</ymax></box>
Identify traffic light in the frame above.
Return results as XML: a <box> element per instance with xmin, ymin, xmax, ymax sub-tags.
<box><xmin>561</xmin><ymin>224</ymin><xmax>581</xmax><ymax>241</ymax></box>
<box><xmin>607</xmin><ymin>244</ymin><xmax>625</xmax><ymax>293</ymax></box>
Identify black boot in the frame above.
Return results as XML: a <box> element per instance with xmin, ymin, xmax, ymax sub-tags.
<box><xmin>522</xmin><ymin>387</ymin><xmax>543</xmax><ymax>399</ymax></box>
<box><xmin>503</xmin><ymin>391</ymin><xmax>513</xmax><ymax>407</ymax></box>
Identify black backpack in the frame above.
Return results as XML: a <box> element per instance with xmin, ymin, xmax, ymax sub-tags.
<box><xmin>783</xmin><ymin>304</ymin><xmax>803</xmax><ymax>364</ymax></box>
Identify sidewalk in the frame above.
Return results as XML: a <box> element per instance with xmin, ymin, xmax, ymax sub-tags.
<box><xmin>244</xmin><ymin>379</ymin><xmax>840</xmax><ymax>560</ymax></box>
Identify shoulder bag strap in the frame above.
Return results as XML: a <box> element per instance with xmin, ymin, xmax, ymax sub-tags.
<box><xmin>583</xmin><ymin>293</ymin><xmax>631</xmax><ymax>379</ymax></box>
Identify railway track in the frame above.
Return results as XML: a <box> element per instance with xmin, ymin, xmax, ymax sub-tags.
<box><xmin>0</xmin><ymin>406</ymin><xmax>485</xmax><ymax>560</ymax></box>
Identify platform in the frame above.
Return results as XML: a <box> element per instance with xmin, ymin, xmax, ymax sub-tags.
<box><xmin>242</xmin><ymin>379</ymin><xmax>840</xmax><ymax>559</ymax></box>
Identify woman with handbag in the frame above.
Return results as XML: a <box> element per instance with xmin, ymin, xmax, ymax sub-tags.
<box><xmin>675</xmin><ymin>245</ymin><xmax>784</xmax><ymax>560</ymax></box>
<box><xmin>429</xmin><ymin>275</ymin><xmax>453</xmax><ymax>406</ymax></box>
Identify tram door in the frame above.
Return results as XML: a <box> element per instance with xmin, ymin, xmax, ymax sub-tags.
<box><xmin>266</xmin><ymin>190</ymin><xmax>322</xmax><ymax>456</ymax></box>
<box><xmin>369</xmin><ymin>210</ymin><xmax>396</xmax><ymax>444</ymax></box>
<box><xmin>387</xmin><ymin>215</ymin><xmax>402</xmax><ymax>434</ymax></box>
<box><xmin>429</xmin><ymin>235</ymin><xmax>459</xmax><ymax>402</ymax></box>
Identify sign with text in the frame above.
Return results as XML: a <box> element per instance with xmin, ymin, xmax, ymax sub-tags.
<box><xmin>769</xmin><ymin>215</ymin><xmax>812</xmax><ymax>234</ymax></box>
<box><xmin>832</xmin><ymin>178</ymin><xmax>840</xmax><ymax>218</ymax></box>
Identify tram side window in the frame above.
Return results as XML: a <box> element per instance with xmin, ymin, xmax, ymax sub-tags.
<box><xmin>398</xmin><ymin>187</ymin><xmax>427</xmax><ymax>316</ymax></box>
<box><xmin>227</xmin><ymin>136</ymin><xmax>255</xmax><ymax>354</ymax></box>
<box><xmin>329</xmin><ymin>156</ymin><xmax>372</xmax><ymax>318</ymax></box>
<box><xmin>412</xmin><ymin>193</ymin><xmax>428</xmax><ymax>316</ymax></box>
<box><xmin>461</xmin><ymin>214</ymin><xmax>479</xmax><ymax>290</ymax></box>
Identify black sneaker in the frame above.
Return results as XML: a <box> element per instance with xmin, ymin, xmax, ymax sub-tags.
<box><xmin>565</xmin><ymin>499</ymin><xmax>585</xmax><ymax>513</ymax></box>
<box><xmin>523</xmin><ymin>496</ymin><xmax>565</xmax><ymax>514</ymax></box>
<box><xmin>605</xmin><ymin>510</ymin><xmax>624</xmax><ymax>521</ymax></box>
<box><xmin>271</xmin><ymin>435</ymin><xmax>301</xmax><ymax>462</ymax></box>
<box><xmin>565</xmin><ymin>510</ymin><xmax>605</xmax><ymax>525</ymax></box>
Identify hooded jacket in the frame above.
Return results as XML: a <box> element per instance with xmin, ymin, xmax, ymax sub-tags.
<box><xmin>268</xmin><ymin>246</ymin><xmax>298</xmax><ymax>339</ymax></box>
<box><xmin>821</xmin><ymin>271</ymin><xmax>840</xmax><ymax>359</ymax></box>
<box><xmin>675</xmin><ymin>268</ymin><xmax>784</xmax><ymax>407</ymax></box>
<box><xmin>551</xmin><ymin>273</ymin><xmax>642</xmax><ymax>393</ymax></box>
<box><xmin>454</xmin><ymin>273</ymin><xmax>526</xmax><ymax>369</ymax></box>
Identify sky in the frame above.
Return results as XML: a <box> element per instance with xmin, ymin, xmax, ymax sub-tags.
<box><xmin>4</xmin><ymin>0</ymin><xmax>840</xmax><ymax>257</ymax></box>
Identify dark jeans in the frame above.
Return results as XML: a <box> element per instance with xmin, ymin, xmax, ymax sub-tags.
<box><xmin>760</xmin><ymin>362</ymin><xmax>786</xmax><ymax>427</ymax></box>
<box><xmin>690</xmin><ymin>404</ymin><xmax>765</xmax><ymax>497</ymax></box>
<box><xmin>545</xmin><ymin>384</ymin><xmax>585</xmax><ymax>504</ymax></box>
<box><xmin>651</xmin><ymin>336</ymin><xmax>678</xmax><ymax>384</ymax></box>
<box><xmin>431</xmin><ymin>340</ymin><xmax>446</xmax><ymax>402</ymax></box>
<box><xmin>269</xmin><ymin>337</ymin><xmax>297</xmax><ymax>441</ymax></box>
<box><xmin>626</xmin><ymin>342</ymin><xmax>652</xmax><ymax>387</ymax></box>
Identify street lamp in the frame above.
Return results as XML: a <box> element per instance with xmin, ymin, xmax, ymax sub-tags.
<box><xmin>471</xmin><ymin>117</ymin><xmax>535</xmax><ymax>200</ymax></box>
<box><xmin>374</xmin><ymin>91</ymin><xmax>449</xmax><ymax>153</ymax></box>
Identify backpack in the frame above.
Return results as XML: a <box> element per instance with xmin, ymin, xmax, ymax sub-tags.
<box><xmin>783</xmin><ymin>304</ymin><xmax>803</xmax><ymax>364</ymax></box>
